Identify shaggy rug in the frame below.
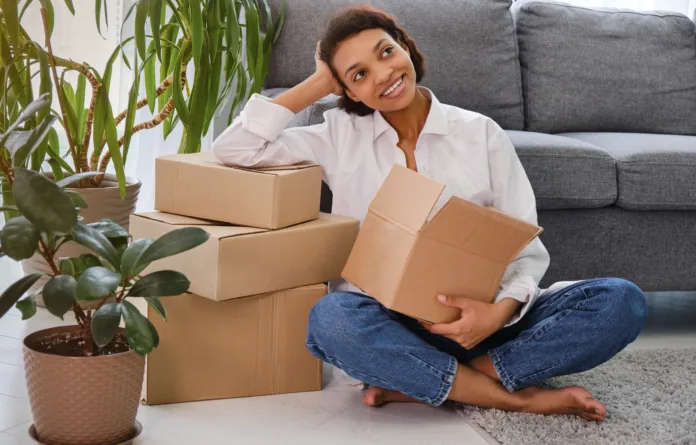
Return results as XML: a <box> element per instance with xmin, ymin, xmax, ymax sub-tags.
<box><xmin>456</xmin><ymin>348</ymin><xmax>696</xmax><ymax>445</ymax></box>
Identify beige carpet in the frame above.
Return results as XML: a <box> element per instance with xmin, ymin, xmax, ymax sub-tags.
<box><xmin>456</xmin><ymin>349</ymin><xmax>696</xmax><ymax>445</ymax></box>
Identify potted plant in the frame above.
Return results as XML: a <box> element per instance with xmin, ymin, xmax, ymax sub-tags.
<box><xmin>0</xmin><ymin>101</ymin><xmax>210</xmax><ymax>445</ymax></box>
<box><xmin>2</xmin><ymin>0</ymin><xmax>284</xmax><ymax>294</ymax></box>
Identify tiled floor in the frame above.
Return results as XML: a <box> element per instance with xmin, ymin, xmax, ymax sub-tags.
<box><xmin>0</xmin><ymin>254</ymin><xmax>694</xmax><ymax>444</ymax></box>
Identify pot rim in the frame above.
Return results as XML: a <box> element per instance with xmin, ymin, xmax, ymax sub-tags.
<box><xmin>23</xmin><ymin>326</ymin><xmax>137</xmax><ymax>360</ymax></box>
<box><xmin>41</xmin><ymin>172</ymin><xmax>141</xmax><ymax>190</ymax></box>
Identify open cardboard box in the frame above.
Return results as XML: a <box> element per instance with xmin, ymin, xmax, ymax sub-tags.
<box><xmin>155</xmin><ymin>152</ymin><xmax>323</xmax><ymax>229</ymax></box>
<box><xmin>342</xmin><ymin>165</ymin><xmax>543</xmax><ymax>324</ymax></box>
<box><xmin>143</xmin><ymin>284</ymin><xmax>326</xmax><ymax>405</ymax></box>
<box><xmin>130</xmin><ymin>212</ymin><xmax>359</xmax><ymax>301</ymax></box>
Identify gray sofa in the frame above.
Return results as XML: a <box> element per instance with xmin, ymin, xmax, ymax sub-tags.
<box><xmin>223</xmin><ymin>0</ymin><xmax>696</xmax><ymax>292</ymax></box>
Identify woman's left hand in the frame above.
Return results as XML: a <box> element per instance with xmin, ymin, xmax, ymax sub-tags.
<box><xmin>421</xmin><ymin>295</ymin><xmax>505</xmax><ymax>349</ymax></box>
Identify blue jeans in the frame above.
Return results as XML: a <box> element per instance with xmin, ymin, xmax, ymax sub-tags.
<box><xmin>306</xmin><ymin>277</ymin><xmax>647</xmax><ymax>406</ymax></box>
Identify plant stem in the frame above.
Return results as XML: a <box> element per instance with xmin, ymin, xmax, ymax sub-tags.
<box><xmin>90</xmin><ymin>67</ymin><xmax>185</xmax><ymax>172</ymax></box>
<box><xmin>42</xmin><ymin>7</ymin><xmax>81</xmax><ymax>174</ymax></box>
<box><xmin>83</xmin><ymin>311</ymin><xmax>94</xmax><ymax>356</ymax></box>
<box><xmin>37</xmin><ymin>237</ymin><xmax>88</xmax><ymax>328</ymax></box>
<box><xmin>0</xmin><ymin>159</ymin><xmax>14</xmax><ymax>184</ymax></box>
<box><xmin>96</xmin><ymin>98</ymin><xmax>176</xmax><ymax>179</ymax></box>
<box><xmin>71</xmin><ymin>63</ymin><xmax>101</xmax><ymax>177</ymax></box>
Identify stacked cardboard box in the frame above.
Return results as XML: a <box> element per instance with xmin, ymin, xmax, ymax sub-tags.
<box><xmin>130</xmin><ymin>152</ymin><xmax>360</xmax><ymax>405</ymax></box>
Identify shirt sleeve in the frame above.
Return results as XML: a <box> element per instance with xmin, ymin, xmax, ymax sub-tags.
<box><xmin>486</xmin><ymin>119</ymin><xmax>550</xmax><ymax>327</ymax></box>
<box><xmin>211</xmin><ymin>93</ymin><xmax>338</xmax><ymax>179</ymax></box>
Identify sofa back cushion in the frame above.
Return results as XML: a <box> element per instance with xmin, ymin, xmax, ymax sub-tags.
<box><xmin>512</xmin><ymin>0</ymin><xmax>696</xmax><ymax>135</ymax></box>
<box><xmin>265</xmin><ymin>0</ymin><xmax>524</xmax><ymax>130</ymax></box>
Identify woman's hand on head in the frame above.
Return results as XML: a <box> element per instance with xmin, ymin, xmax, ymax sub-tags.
<box><xmin>315</xmin><ymin>41</ymin><xmax>344</xmax><ymax>96</ymax></box>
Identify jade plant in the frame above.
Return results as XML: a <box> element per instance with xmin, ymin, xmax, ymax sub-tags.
<box><xmin>0</xmin><ymin>97</ymin><xmax>209</xmax><ymax>356</ymax></box>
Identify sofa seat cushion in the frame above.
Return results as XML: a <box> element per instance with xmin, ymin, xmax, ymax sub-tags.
<box><xmin>560</xmin><ymin>133</ymin><xmax>696</xmax><ymax>210</ymax></box>
<box><xmin>506</xmin><ymin>131</ymin><xmax>617</xmax><ymax>209</ymax></box>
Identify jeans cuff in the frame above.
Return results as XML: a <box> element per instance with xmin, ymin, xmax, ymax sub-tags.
<box><xmin>431</xmin><ymin>356</ymin><xmax>458</xmax><ymax>406</ymax></box>
<box><xmin>489</xmin><ymin>349</ymin><xmax>519</xmax><ymax>392</ymax></box>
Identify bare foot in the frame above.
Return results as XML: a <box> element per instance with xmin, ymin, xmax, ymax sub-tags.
<box><xmin>362</xmin><ymin>386</ymin><xmax>424</xmax><ymax>407</ymax></box>
<box><xmin>519</xmin><ymin>386</ymin><xmax>607</xmax><ymax>422</ymax></box>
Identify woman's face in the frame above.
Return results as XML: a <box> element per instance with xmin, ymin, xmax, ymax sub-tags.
<box><xmin>331</xmin><ymin>28</ymin><xmax>417</xmax><ymax>113</ymax></box>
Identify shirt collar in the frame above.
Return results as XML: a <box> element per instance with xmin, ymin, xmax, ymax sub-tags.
<box><xmin>372</xmin><ymin>86</ymin><xmax>449</xmax><ymax>141</ymax></box>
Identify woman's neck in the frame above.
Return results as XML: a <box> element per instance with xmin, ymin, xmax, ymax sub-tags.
<box><xmin>380</xmin><ymin>87</ymin><xmax>431</xmax><ymax>141</ymax></box>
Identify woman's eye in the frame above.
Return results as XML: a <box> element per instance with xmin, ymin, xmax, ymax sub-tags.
<box><xmin>382</xmin><ymin>46</ymin><xmax>393</xmax><ymax>57</ymax></box>
<box><xmin>354</xmin><ymin>70</ymin><xmax>365</xmax><ymax>81</ymax></box>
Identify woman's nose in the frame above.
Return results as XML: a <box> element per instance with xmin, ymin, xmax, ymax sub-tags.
<box><xmin>374</xmin><ymin>66</ymin><xmax>394</xmax><ymax>87</ymax></box>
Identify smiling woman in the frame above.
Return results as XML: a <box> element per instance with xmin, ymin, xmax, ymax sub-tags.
<box><xmin>211</xmin><ymin>4</ymin><xmax>647</xmax><ymax>423</ymax></box>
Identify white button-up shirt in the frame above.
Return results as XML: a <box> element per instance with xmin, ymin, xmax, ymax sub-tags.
<box><xmin>213</xmin><ymin>87</ymin><xmax>572</xmax><ymax>326</ymax></box>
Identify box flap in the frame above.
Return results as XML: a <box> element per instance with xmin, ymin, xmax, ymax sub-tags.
<box><xmin>159</xmin><ymin>152</ymin><xmax>318</xmax><ymax>175</ymax></box>
<box><xmin>369</xmin><ymin>165</ymin><xmax>445</xmax><ymax>234</ymax></box>
<box><xmin>132</xmin><ymin>212</ymin><xmax>267</xmax><ymax>239</ymax></box>
<box><xmin>420</xmin><ymin>198</ymin><xmax>543</xmax><ymax>263</ymax></box>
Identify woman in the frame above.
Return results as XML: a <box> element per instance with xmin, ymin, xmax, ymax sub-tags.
<box><xmin>212</xmin><ymin>6</ymin><xmax>647</xmax><ymax>421</ymax></box>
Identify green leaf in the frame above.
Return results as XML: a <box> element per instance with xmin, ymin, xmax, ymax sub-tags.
<box><xmin>12</xmin><ymin>115</ymin><xmax>58</xmax><ymax>167</ymax></box>
<box><xmin>64</xmin><ymin>190</ymin><xmax>88</xmax><ymax>209</ymax></box>
<box><xmin>120</xmin><ymin>238</ymin><xmax>153</xmax><ymax>278</ymax></box>
<box><xmin>86</xmin><ymin>219</ymin><xmax>129</xmax><ymax>239</ymax></box>
<box><xmin>19</xmin><ymin>0</ymin><xmax>35</xmax><ymax>20</ymax></box>
<box><xmin>63</xmin><ymin>0</ymin><xmax>74</xmax><ymax>15</ymax></box>
<box><xmin>91</xmin><ymin>89</ymin><xmax>106</xmax><ymax>162</ymax></box>
<box><xmin>31</xmin><ymin>44</ymin><xmax>52</xmax><ymax>121</ymax></box>
<box><xmin>150</xmin><ymin>0</ymin><xmax>163</xmax><ymax>62</ymax></box>
<box><xmin>71</xmin><ymin>223</ymin><xmax>119</xmax><ymax>267</ymax></box>
<box><xmin>183</xmin><ymin>38</ymin><xmax>209</xmax><ymax>153</ymax></box>
<box><xmin>0</xmin><ymin>216</ymin><xmax>40</xmax><ymax>260</ymax></box>
<box><xmin>0</xmin><ymin>274</ymin><xmax>42</xmax><ymax>318</ymax></box>
<box><xmin>172</xmin><ymin>45</ymin><xmax>189</xmax><ymax>126</ymax></box>
<box><xmin>12</xmin><ymin>168</ymin><xmax>77</xmax><ymax>234</ymax></box>
<box><xmin>76</xmin><ymin>266</ymin><xmax>120</xmax><ymax>301</ymax></box>
<box><xmin>91</xmin><ymin>302</ymin><xmax>122</xmax><ymax>348</ymax></box>
<box><xmin>140</xmin><ymin>227</ymin><xmax>209</xmax><ymax>265</ymax></box>
<box><xmin>190</xmin><ymin>0</ymin><xmax>203</xmax><ymax>69</ymax></box>
<box><xmin>121</xmin><ymin>46</ymin><xmax>140</xmax><ymax>164</ymax></box>
<box><xmin>144</xmin><ymin>41</ymin><xmax>157</xmax><ymax>114</ymax></box>
<box><xmin>204</xmin><ymin>48</ymin><xmax>222</xmax><ymax>133</ymax></box>
<box><xmin>100</xmin><ymin>91</ymin><xmax>126</xmax><ymax>199</ymax></box>
<box><xmin>145</xmin><ymin>296</ymin><xmax>166</xmax><ymax>320</ymax></box>
<box><xmin>56</xmin><ymin>172</ymin><xmax>104</xmax><ymax>188</ymax></box>
<box><xmin>127</xmin><ymin>270</ymin><xmax>189</xmax><ymax>297</ymax></box>
<box><xmin>42</xmin><ymin>275</ymin><xmax>77</xmax><ymax>319</ymax></box>
<box><xmin>15</xmin><ymin>295</ymin><xmax>37</xmax><ymax>320</ymax></box>
<box><xmin>58</xmin><ymin>79</ymin><xmax>79</xmax><ymax>144</ymax></box>
<box><xmin>121</xmin><ymin>299</ymin><xmax>159</xmax><ymax>356</ymax></box>
<box><xmin>95</xmin><ymin>0</ymin><xmax>105</xmax><ymax>36</ymax></box>
<box><xmin>58</xmin><ymin>257</ymin><xmax>76</xmax><ymax>276</ymax></box>
<box><xmin>0</xmin><ymin>206</ymin><xmax>18</xmax><ymax>212</ymax></box>
<box><xmin>75</xmin><ymin>73</ymin><xmax>86</xmax><ymax>141</ymax></box>
<box><xmin>135</xmin><ymin>0</ymin><xmax>151</xmax><ymax>61</ymax></box>
<box><xmin>79</xmin><ymin>253</ymin><xmax>102</xmax><ymax>268</ymax></box>
<box><xmin>0</xmin><ymin>93</ymin><xmax>51</xmax><ymax>145</ymax></box>
<box><xmin>2</xmin><ymin>0</ymin><xmax>20</xmax><ymax>46</ymax></box>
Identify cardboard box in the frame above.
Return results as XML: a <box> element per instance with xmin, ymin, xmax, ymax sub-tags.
<box><xmin>143</xmin><ymin>284</ymin><xmax>326</xmax><ymax>405</ymax></box>
<box><xmin>342</xmin><ymin>165</ymin><xmax>543</xmax><ymax>324</ymax></box>
<box><xmin>130</xmin><ymin>212</ymin><xmax>359</xmax><ymax>301</ymax></box>
<box><xmin>155</xmin><ymin>152</ymin><xmax>322</xmax><ymax>229</ymax></box>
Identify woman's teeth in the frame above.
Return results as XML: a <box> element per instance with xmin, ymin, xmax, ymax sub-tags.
<box><xmin>382</xmin><ymin>76</ymin><xmax>403</xmax><ymax>97</ymax></box>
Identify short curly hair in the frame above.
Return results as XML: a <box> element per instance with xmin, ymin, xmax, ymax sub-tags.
<box><xmin>318</xmin><ymin>5</ymin><xmax>426</xmax><ymax>116</ymax></box>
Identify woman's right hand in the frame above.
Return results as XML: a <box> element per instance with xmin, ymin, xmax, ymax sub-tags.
<box><xmin>315</xmin><ymin>41</ymin><xmax>344</xmax><ymax>96</ymax></box>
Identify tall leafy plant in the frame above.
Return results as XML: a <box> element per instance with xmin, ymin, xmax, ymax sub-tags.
<box><xmin>0</xmin><ymin>0</ymin><xmax>284</xmax><ymax>202</ymax></box>
<box><xmin>0</xmin><ymin>96</ymin><xmax>210</xmax><ymax>356</ymax></box>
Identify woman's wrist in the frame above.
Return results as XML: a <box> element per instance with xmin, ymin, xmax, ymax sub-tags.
<box><xmin>492</xmin><ymin>297</ymin><xmax>522</xmax><ymax>328</ymax></box>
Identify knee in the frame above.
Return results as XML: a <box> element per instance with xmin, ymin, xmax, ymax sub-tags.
<box><xmin>602</xmin><ymin>278</ymin><xmax>647</xmax><ymax>338</ymax></box>
<box><xmin>306</xmin><ymin>292</ymin><xmax>377</xmax><ymax>350</ymax></box>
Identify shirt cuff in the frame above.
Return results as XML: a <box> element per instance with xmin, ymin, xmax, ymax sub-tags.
<box><xmin>241</xmin><ymin>93</ymin><xmax>296</xmax><ymax>142</ymax></box>
<box><xmin>494</xmin><ymin>277</ymin><xmax>539</xmax><ymax>327</ymax></box>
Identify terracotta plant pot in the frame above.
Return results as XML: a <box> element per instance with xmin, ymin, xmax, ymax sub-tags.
<box><xmin>21</xmin><ymin>174</ymin><xmax>140</xmax><ymax>308</ymax></box>
<box><xmin>23</xmin><ymin>326</ymin><xmax>144</xmax><ymax>445</ymax></box>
